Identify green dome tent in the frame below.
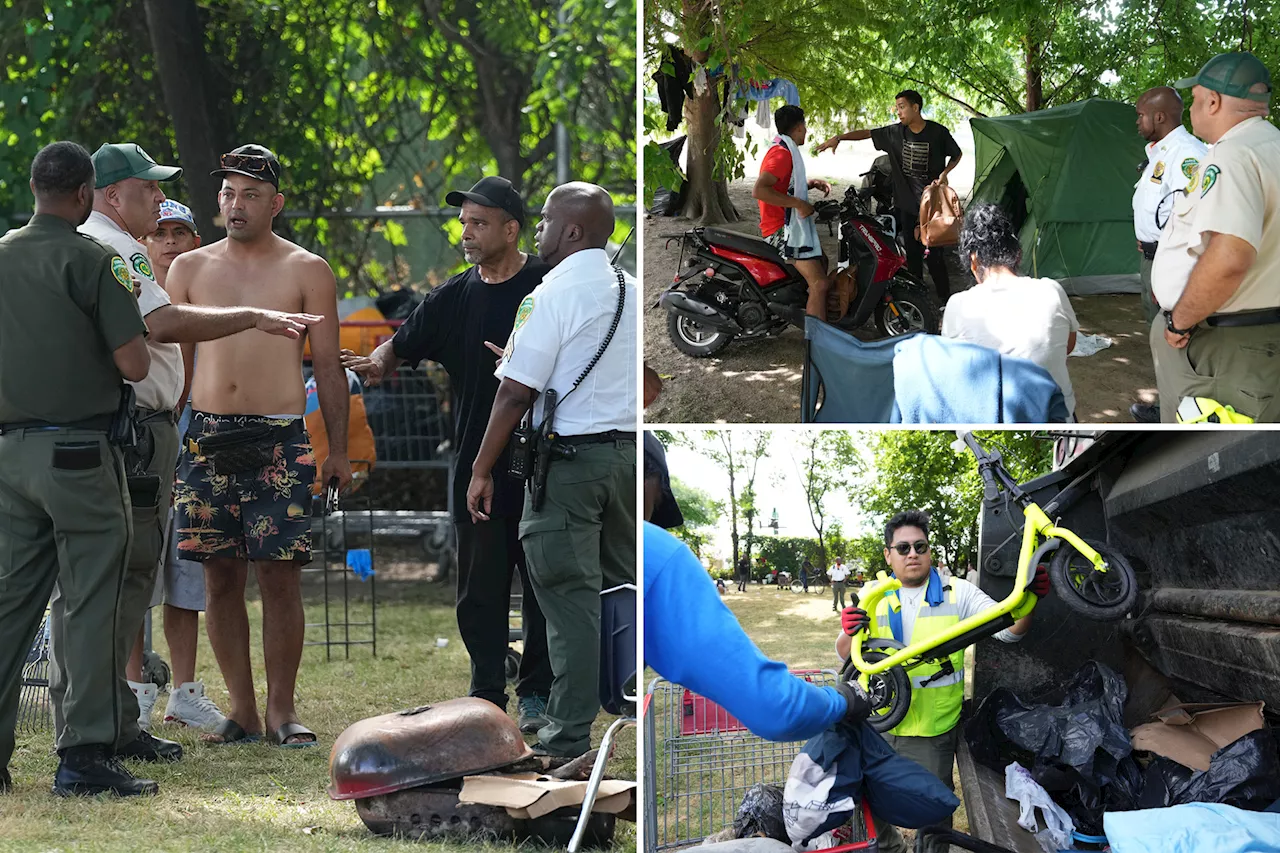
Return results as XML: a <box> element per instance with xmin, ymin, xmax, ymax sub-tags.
<box><xmin>969</xmin><ymin>98</ymin><xmax>1148</xmax><ymax>295</ymax></box>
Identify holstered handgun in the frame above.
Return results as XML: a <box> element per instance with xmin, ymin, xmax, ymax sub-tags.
<box><xmin>109</xmin><ymin>385</ymin><xmax>139</xmax><ymax>450</ymax></box>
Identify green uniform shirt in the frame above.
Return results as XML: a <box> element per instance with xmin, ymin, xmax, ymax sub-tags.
<box><xmin>0</xmin><ymin>214</ymin><xmax>147</xmax><ymax>423</ymax></box>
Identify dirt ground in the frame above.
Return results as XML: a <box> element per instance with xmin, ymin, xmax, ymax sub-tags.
<box><xmin>643</xmin><ymin>179</ymin><xmax>1157</xmax><ymax>424</ymax></box>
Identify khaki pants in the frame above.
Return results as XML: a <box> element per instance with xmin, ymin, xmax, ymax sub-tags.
<box><xmin>873</xmin><ymin>727</ymin><xmax>960</xmax><ymax>853</ymax></box>
<box><xmin>1150</xmin><ymin>315</ymin><xmax>1280</xmax><ymax>422</ymax></box>
<box><xmin>519</xmin><ymin>439</ymin><xmax>636</xmax><ymax>756</ymax></box>
<box><xmin>51</xmin><ymin>416</ymin><xmax>178</xmax><ymax>748</ymax></box>
<box><xmin>0</xmin><ymin>429</ymin><xmax>131</xmax><ymax>764</ymax></box>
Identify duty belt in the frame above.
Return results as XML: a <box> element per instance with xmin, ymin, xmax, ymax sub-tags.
<box><xmin>1205</xmin><ymin>306</ymin><xmax>1280</xmax><ymax>328</ymax></box>
<box><xmin>0</xmin><ymin>414</ymin><xmax>114</xmax><ymax>435</ymax></box>
<box><xmin>1139</xmin><ymin>240</ymin><xmax>1159</xmax><ymax>261</ymax></box>
<box><xmin>556</xmin><ymin>430</ymin><xmax>637</xmax><ymax>446</ymax></box>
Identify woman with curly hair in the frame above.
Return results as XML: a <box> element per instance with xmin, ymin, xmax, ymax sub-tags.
<box><xmin>942</xmin><ymin>203</ymin><xmax>1080</xmax><ymax>418</ymax></box>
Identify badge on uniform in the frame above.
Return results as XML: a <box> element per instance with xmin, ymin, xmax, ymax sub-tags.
<box><xmin>1181</xmin><ymin>158</ymin><xmax>1199</xmax><ymax>181</ymax></box>
<box><xmin>1201</xmin><ymin>165</ymin><xmax>1220</xmax><ymax>198</ymax></box>
<box><xmin>130</xmin><ymin>252</ymin><xmax>153</xmax><ymax>280</ymax></box>
<box><xmin>513</xmin><ymin>295</ymin><xmax>535</xmax><ymax>331</ymax></box>
<box><xmin>111</xmin><ymin>256</ymin><xmax>133</xmax><ymax>292</ymax></box>
<box><xmin>1150</xmin><ymin>161</ymin><xmax>1166</xmax><ymax>183</ymax></box>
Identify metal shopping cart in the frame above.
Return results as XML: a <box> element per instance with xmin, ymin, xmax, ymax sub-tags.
<box><xmin>645</xmin><ymin>669</ymin><xmax>878</xmax><ymax>853</ymax></box>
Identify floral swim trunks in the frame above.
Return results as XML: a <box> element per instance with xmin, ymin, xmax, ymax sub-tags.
<box><xmin>173</xmin><ymin>411</ymin><xmax>316</xmax><ymax>564</ymax></box>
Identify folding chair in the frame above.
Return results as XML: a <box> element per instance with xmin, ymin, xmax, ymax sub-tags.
<box><xmin>800</xmin><ymin>317</ymin><xmax>921</xmax><ymax>423</ymax></box>
<box><xmin>569</xmin><ymin>583</ymin><xmax>637</xmax><ymax>853</ymax></box>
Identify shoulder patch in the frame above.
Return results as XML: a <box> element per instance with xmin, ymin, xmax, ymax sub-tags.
<box><xmin>1181</xmin><ymin>157</ymin><xmax>1199</xmax><ymax>180</ymax></box>
<box><xmin>512</xmin><ymin>295</ymin><xmax>535</xmax><ymax>331</ymax></box>
<box><xmin>111</xmin><ymin>256</ymin><xmax>133</xmax><ymax>292</ymax></box>
<box><xmin>129</xmin><ymin>252</ymin><xmax>153</xmax><ymax>280</ymax></box>
<box><xmin>1201</xmin><ymin>164</ymin><xmax>1220</xmax><ymax>198</ymax></box>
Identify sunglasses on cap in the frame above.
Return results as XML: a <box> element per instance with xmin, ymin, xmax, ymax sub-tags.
<box><xmin>890</xmin><ymin>540</ymin><xmax>930</xmax><ymax>556</ymax></box>
<box><xmin>220</xmin><ymin>153</ymin><xmax>274</xmax><ymax>173</ymax></box>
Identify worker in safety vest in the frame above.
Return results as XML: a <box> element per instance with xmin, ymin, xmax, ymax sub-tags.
<box><xmin>836</xmin><ymin>510</ymin><xmax>1049</xmax><ymax>853</ymax></box>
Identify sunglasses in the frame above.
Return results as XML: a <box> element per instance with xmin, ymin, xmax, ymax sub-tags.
<box><xmin>890</xmin><ymin>540</ymin><xmax>930</xmax><ymax>556</ymax></box>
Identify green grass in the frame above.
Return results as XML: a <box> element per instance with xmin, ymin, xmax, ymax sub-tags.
<box><xmin>648</xmin><ymin>583</ymin><xmax>967</xmax><ymax>847</ymax></box>
<box><xmin>1</xmin><ymin>572</ymin><xmax>635</xmax><ymax>852</ymax></box>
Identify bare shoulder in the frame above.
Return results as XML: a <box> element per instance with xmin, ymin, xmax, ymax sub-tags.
<box><xmin>281</xmin><ymin>240</ymin><xmax>335</xmax><ymax>285</ymax></box>
<box><xmin>170</xmin><ymin>241</ymin><xmax>225</xmax><ymax>274</ymax></box>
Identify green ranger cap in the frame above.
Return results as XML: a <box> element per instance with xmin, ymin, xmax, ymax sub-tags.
<box><xmin>1175</xmin><ymin>52</ymin><xmax>1273</xmax><ymax>102</ymax></box>
<box><xmin>90</xmin><ymin>143</ymin><xmax>182</xmax><ymax>189</ymax></box>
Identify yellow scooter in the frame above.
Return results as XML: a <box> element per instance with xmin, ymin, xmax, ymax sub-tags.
<box><xmin>843</xmin><ymin>432</ymin><xmax>1138</xmax><ymax>732</ymax></box>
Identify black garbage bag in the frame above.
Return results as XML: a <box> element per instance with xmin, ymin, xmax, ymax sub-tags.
<box><xmin>964</xmin><ymin>661</ymin><xmax>1137</xmax><ymax>835</ymax></box>
<box><xmin>733</xmin><ymin>783</ymin><xmax>787</xmax><ymax>842</ymax></box>
<box><xmin>649</xmin><ymin>136</ymin><xmax>688</xmax><ymax>217</ymax></box>
<box><xmin>1137</xmin><ymin>729</ymin><xmax>1280</xmax><ymax>812</ymax></box>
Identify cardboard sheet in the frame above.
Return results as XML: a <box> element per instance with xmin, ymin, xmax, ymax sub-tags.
<box><xmin>458</xmin><ymin>772</ymin><xmax>637</xmax><ymax>820</ymax></box>
<box><xmin>1130</xmin><ymin>701</ymin><xmax>1266</xmax><ymax>772</ymax></box>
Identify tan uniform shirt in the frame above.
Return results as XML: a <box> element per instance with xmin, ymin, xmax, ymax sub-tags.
<box><xmin>1152</xmin><ymin>117</ymin><xmax>1280</xmax><ymax>313</ymax></box>
<box><xmin>79</xmin><ymin>211</ymin><xmax>185</xmax><ymax>410</ymax></box>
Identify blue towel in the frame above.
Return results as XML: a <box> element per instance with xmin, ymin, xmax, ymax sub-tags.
<box><xmin>889</xmin><ymin>335</ymin><xmax>1069</xmax><ymax>424</ymax></box>
<box><xmin>738</xmin><ymin>78</ymin><xmax>801</xmax><ymax>106</ymax></box>
<box><xmin>1104</xmin><ymin>803</ymin><xmax>1280</xmax><ymax>853</ymax></box>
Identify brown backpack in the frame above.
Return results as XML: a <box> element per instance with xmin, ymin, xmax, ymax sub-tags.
<box><xmin>917</xmin><ymin>182</ymin><xmax>964</xmax><ymax>248</ymax></box>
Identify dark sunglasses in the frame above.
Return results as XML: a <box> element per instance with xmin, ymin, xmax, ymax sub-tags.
<box><xmin>890</xmin><ymin>540</ymin><xmax>929</xmax><ymax>556</ymax></box>
<box><xmin>220</xmin><ymin>153</ymin><xmax>274</xmax><ymax>174</ymax></box>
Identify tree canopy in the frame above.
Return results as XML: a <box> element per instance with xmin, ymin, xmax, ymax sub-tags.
<box><xmin>2</xmin><ymin>0</ymin><xmax>636</xmax><ymax>292</ymax></box>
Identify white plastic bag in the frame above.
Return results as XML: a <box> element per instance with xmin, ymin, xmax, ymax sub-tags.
<box><xmin>1005</xmin><ymin>762</ymin><xmax>1075</xmax><ymax>851</ymax></box>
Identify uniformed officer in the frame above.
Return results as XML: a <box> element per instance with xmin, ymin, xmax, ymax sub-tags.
<box><xmin>466</xmin><ymin>182</ymin><xmax>637</xmax><ymax>758</ymax></box>
<box><xmin>1129</xmin><ymin>86</ymin><xmax>1207</xmax><ymax>423</ymax></box>
<box><xmin>1150</xmin><ymin>52</ymin><xmax>1280</xmax><ymax>423</ymax></box>
<box><xmin>0</xmin><ymin>141</ymin><xmax>158</xmax><ymax>796</ymax></box>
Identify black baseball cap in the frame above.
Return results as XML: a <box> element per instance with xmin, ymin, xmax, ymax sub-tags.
<box><xmin>445</xmin><ymin>176</ymin><xmax>525</xmax><ymax>226</ymax></box>
<box><xmin>210</xmin><ymin>144</ymin><xmax>282</xmax><ymax>188</ymax></box>
<box><xmin>644</xmin><ymin>432</ymin><xmax>684</xmax><ymax>530</ymax></box>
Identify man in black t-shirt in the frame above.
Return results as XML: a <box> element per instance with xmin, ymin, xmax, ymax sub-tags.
<box><xmin>340</xmin><ymin>176</ymin><xmax>552</xmax><ymax>732</ymax></box>
<box><xmin>817</xmin><ymin>90</ymin><xmax>963</xmax><ymax>301</ymax></box>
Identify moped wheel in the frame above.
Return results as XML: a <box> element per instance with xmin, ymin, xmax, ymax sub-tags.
<box><xmin>842</xmin><ymin>639</ymin><xmax>911</xmax><ymax>733</ymax></box>
<box><xmin>667</xmin><ymin>310</ymin><xmax>733</xmax><ymax>357</ymax></box>
<box><xmin>1048</xmin><ymin>538</ymin><xmax>1138</xmax><ymax>621</ymax></box>
<box><xmin>875</xmin><ymin>276</ymin><xmax>941</xmax><ymax>337</ymax></box>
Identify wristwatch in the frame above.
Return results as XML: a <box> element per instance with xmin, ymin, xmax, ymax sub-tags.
<box><xmin>1164</xmin><ymin>310</ymin><xmax>1195</xmax><ymax>336</ymax></box>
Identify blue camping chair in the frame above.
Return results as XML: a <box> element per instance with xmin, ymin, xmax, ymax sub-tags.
<box><xmin>569</xmin><ymin>583</ymin><xmax>638</xmax><ymax>852</ymax></box>
<box><xmin>801</xmin><ymin>316</ymin><xmax>922</xmax><ymax>423</ymax></box>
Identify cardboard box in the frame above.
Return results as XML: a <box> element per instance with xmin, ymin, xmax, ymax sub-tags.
<box><xmin>458</xmin><ymin>772</ymin><xmax>637</xmax><ymax>820</ymax></box>
<box><xmin>1130</xmin><ymin>700</ymin><xmax>1266</xmax><ymax>772</ymax></box>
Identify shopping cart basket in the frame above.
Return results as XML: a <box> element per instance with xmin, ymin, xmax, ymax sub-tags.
<box><xmin>645</xmin><ymin>669</ymin><xmax>877</xmax><ymax>853</ymax></box>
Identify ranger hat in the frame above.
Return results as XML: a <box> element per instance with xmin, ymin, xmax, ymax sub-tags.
<box><xmin>644</xmin><ymin>432</ymin><xmax>684</xmax><ymax>530</ymax></box>
<box><xmin>1175</xmin><ymin>52</ymin><xmax>1273</xmax><ymax>102</ymax></box>
<box><xmin>445</xmin><ymin>176</ymin><xmax>526</xmax><ymax>227</ymax></box>
<box><xmin>91</xmin><ymin>143</ymin><xmax>182</xmax><ymax>188</ymax></box>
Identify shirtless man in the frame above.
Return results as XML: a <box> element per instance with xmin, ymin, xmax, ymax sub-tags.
<box><xmin>168</xmin><ymin>144</ymin><xmax>351</xmax><ymax>747</ymax></box>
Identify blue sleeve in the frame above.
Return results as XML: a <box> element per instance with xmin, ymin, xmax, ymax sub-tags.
<box><xmin>643</xmin><ymin>523</ymin><xmax>847</xmax><ymax>742</ymax></box>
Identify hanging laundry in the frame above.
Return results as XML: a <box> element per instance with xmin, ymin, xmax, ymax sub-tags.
<box><xmin>652</xmin><ymin>45</ymin><xmax>693</xmax><ymax>132</ymax></box>
<box><xmin>737</xmin><ymin>78</ymin><xmax>801</xmax><ymax>106</ymax></box>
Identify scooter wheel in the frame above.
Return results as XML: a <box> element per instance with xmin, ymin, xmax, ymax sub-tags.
<box><xmin>875</xmin><ymin>277</ymin><xmax>942</xmax><ymax>337</ymax></box>
<box><xmin>667</xmin><ymin>311</ymin><xmax>733</xmax><ymax>357</ymax></box>
<box><xmin>842</xmin><ymin>640</ymin><xmax>911</xmax><ymax>733</ymax></box>
<box><xmin>1048</xmin><ymin>538</ymin><xmax>1138</xmax><ymax>621</ymax></box>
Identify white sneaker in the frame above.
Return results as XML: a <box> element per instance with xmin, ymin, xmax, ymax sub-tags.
<box><xmin>163</xmin><ymin>681</ymin><xmax>227</xmax><ymax>731</ymax></box>
<box><xmin>128</xmin><ymin>680</ymin><xmax>159</xmax><ymax>732</ymax></box>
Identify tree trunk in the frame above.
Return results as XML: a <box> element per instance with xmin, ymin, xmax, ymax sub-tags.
<box><xmin>681</xmin><ymin>83</ymin><xmax>738</xmax><ymax>224</ymax></box>
<box><xmin>1025</xmin><ymin>31</ymin><xmax>1044</xmax><ymax>112</ymax></box>
<box><xmin>143</xmin><ymin>0</ymin><xmax>227</xmax><ymax>242</ymax></box>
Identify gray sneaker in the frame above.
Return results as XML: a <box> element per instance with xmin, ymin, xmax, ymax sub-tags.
<box><xmin>517</xmin><ymin>695</ymin><xmax>550</xmax><ymax>734</ymax></box>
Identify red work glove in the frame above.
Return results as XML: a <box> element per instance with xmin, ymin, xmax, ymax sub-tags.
<box><xmin>841</xmin><ymin>605</ymin><xmax>870</xmax><ymax>636</ymax></box>
<box><xmin>1029</xmin><ymin>562</ymin><xmax>1051</xmax><ymax>597</ymax></box>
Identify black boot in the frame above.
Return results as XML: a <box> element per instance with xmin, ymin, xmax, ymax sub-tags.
<box><xmin>52</xmin><ymin>744</ymin><xmax>159</xmax><ymax>797</ymax></box>
<box><xmin>1130</xmin><ymin>402</ymin><xmax>1160</xmax><ymax>423</ymax></box>
<box><xmin>116</xmin><ymin>730</ymin><xmax>183</xmax><ymax>763</ymax></box>
<box><xmin>1</xmin><ymin>766</ymin><xmax>10</xmax><ymax>792</ymax></box>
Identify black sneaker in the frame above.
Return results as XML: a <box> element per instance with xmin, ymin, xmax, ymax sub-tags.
<box><xmin>52</xmin><ymin>745</ymin><xmax>159</xmax><ymax>797</ymax></box>
<box><xmin>1130</xmin><ymin>403</ymin><xmax>1160</xmax><ymax>423</ymax></box>
<box><xmin>116</xmin><ymin>730</ymin><xmax>184</xmax><ymax>763</ymax></box>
